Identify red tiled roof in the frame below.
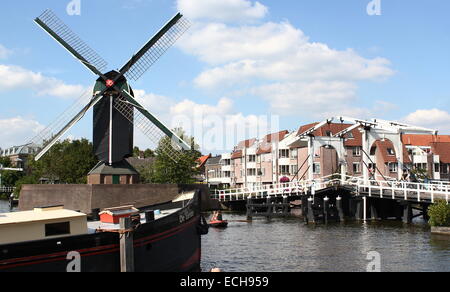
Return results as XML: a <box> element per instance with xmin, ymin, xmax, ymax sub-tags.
<box><xmin>402</xmin><ymin>134</ymin><xmax>450</xmax><ymax>147</ymax></box>
<box><xmin>256</xmin><ymin>130</ymin><xmax>289</xmax><ymax>155</ymax></box>
<box><xmin>265</xmin><ymin>130</ymin><xmax>289</xmax><ymax>143</ymax></box>
<box><xmin>257</xmin><ymin>145</ymin><xmax>272</xmax><ymax>155</ymax></box>
<box><xmin>431</xmin><ymin>142</ymin><xmax>450</xmax><ymax>164</ymax></box>
<box><xmin>197</xmin><ymin>154</ymin><xmax>211</xmax><ymax>168</ymax></box>
<box><xmin>231</xmin><ymin>151</ymin><xmax>243</xmax><ymax>160</ymax></box>
<box><xmin>297</xmin><ymin>123</ymin><xmax>362</xmax><ymax>147</ymax></box>
<box><xmin>235</xmin><ymin>138</ymin><xmax>257</xmax><ymax>150</ymax></box>
<box><xmin>403</xmin><ymin>145</ymin><xmax>412</xmax><ymax>164</ymax></box>
<box><xmin>375</xmin><ymin>140</ymin><xmax>397</xmax><ymax>163</ymax></box>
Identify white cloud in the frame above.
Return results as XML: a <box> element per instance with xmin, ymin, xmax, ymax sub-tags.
<box><xmin>169</xmin><ymin>97</ymin><xmax>277</xmax><ymax>152</ymax></box>
<box><xmin>177</xmin><ymin>14</ymin><xmax>395</xmax><ymax>119</ymax></box>
<box><xmin>0</xmin><ymin>44</ymin><xmax>12</xmax><ymax>60</ymax></box>
<box><xmin>180</xmin><ymin>21</ymin><xmax>394</xmax><ymax>89</ymax></box>
<box><xmin>0</xmin><ymin>117</ymin><xmax>45</xmax><ymax>148</ymax></box>
<box><xmin>0</xmin><ymin>65</ymin><xmax>87</xmax><ymax>99</ymax></box>
<box><xmin>177</xmin><ymin>0</ymin><xmax>268</xmax><ymax>22</ymax></box>
<box><xmin>403</xmin><ymin>109</ymin><xmax>450</xmax><ymax>133</ymax></box>
<box><xmin>252</xmin><ymin>81</ymin><xmax>358</xmax><ymax>117</ymax></box>
<box><xmin>133</xmin><ymin>89</ymin><xmax>176</xmax><ymax>117</ymax></box>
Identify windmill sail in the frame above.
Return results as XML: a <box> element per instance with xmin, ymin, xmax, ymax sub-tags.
<box><xmin>35</xmin><ymin>9</ymin><xmax>107</xmax><ymax>76</ymax></box>
<box><xmin>114</xmin><ymin>91</ymin><xmax>191</xmax><ymax>161</ymax></box>
<box><xmin>120</xmin><ymin>13</ymin><xmax>191</xmax><ymax>81</ymax></box>
<box><xmin>25</xmin><ymin>88</ymin><xmax>101</xmax><ymax>160</ymax></box>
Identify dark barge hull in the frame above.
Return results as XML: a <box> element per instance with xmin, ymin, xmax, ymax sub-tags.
<box><xmin>0</xmin><ymin>192</ymin><xmax>206</xmax><ymax>272</ymax></box>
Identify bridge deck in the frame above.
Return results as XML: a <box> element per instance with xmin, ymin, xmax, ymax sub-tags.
<box><xmin>212</xmin><ymin>175</ymin><xmax>450</xmax><ymax>204</ymax></box>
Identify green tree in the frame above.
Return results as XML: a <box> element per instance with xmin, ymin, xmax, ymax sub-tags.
<box><xmin>133</xmin><ymin>146</ymin><xmax>155</xmax><ymax>158</ymax></box>
<box><xmin>146</xmin><ymin>129</ymin><xmax>201</xmax><ymax>184</ymax></box>
<box><xmin>0</xmin><ymin>156</ymin><xmax>12</xmax><ymax>168</ymax></box>
<box><xmin>1</xmin><ymin>170</ymin><xmax>24</xmax><ymax>187</ymax></box>
<box><xmin>428</xmin><ymin>199</ymin><xmax>450</xmax><ymax>227</ymax></box>
<box><xmin>27</xmin><ymin>138</ymin><xmax>98</xmax><ymax>184</ymax></box>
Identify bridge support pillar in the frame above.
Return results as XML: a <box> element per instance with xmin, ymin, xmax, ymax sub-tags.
<box><xmin>370</xmin><ymin>200</ymin><xmax>379</xmax><ymax>220</ymax></box>
<box><xmin>336</xmin><ymin>196</ymin><xmax>344</xmax><ymax>222</ymax></box>
<box><xmin>266</xmin><ymin>196</ymin><xmax>273</xmax><ymax>218</ymax></box>
<box><xmin>355</xmin><ymin>198</ymin><xmax>366</xmax><ymax>221</ymax></box>
<box><xmin>402</xmin><ymin>202</ymin><xmax>413</xmax><ymax>224</ymax></box>
<box><xmin>323</xmin><ymin>197</ymin><xmax>330</xmax><ymax>224</ymax></box>
<box><xmin>306</xmin><ymin>197</ymin><xmax>315</xmax><ymax>224</ymax></box>
<box><xmin>422</xmin><ymin>204</ymin><xmax>430</xmax><ymax>222</ymax></box>
<box><xmin>246</xmin><ymin>197</ymin><xmax>253</xmax><ymax>221</ymax></box>
<box><xmin>282</xmin><ymin>196</ymin><xmax>289</xmax><ymax>215</ymax></box>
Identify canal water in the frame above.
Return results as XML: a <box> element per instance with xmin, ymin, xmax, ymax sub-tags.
<box><xmin>0</xmin><ymin>199</ymin><xmax>16</xmax><ymax>213</ymax></box>
<box><xmin>1</xmin><ymin>201</ymin><xmax>448</xmax><ymax>272</ymax></box>
<box><xmin>201</xmin><ymin>213</ymin><xmax>450</xmax><ymax>272</ymax></box>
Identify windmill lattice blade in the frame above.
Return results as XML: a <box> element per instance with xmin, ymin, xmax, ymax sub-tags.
<box><xmin>36</xmin><ymin>9</ymin><xmax>107</xmax><ymax>75</ymax></box>
<box><xmin>24</xmin><ymin>88</ymin><xmax>96</xmax><ymax>159</ymax></box>
<box><xmin>114</xmin><ymin>98</ymin><xmax>186</xmax><ymax>162</ymax></box>
<box><xmin>122</xmin><ymin>14</ymin><xmax>191</xmax><ymax>81</ymax></box>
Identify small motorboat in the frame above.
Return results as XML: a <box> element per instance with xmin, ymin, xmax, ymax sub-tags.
<box><xmin>210</xmin><ymin>211</ymin><xmax>228</xmax><ymax>228</ymax></box>
<box><xmin>209</xmin><ymin>220</ymin><xmax>229</xmax><ymax>228</ymax></box>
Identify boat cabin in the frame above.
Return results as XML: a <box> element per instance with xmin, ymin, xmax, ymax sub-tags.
<box><xmin>99</xmin><ymin>205</ymin><xmax>139</xmax><ymax>224</ymax></box>
<box><xmin>0</xmin><ymin>206</ymin><xmax>88</xmax><ymax>245</ymax></box>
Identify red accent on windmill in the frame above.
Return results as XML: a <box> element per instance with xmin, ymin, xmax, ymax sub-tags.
<box><xmin>106</xmin><ymin>80</ymin><xmax>115</xmax><ymax>88</ymax></box>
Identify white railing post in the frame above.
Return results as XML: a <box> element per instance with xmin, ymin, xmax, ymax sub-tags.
<box><xmin>417</xmin><ymin>183</ymin><xmax>421</xmax><ymax>202</ymax></box>
<box><xmin>404</xmin><ymin>182</ymin><xmax>407</xmax><ymax>200</ymax></box>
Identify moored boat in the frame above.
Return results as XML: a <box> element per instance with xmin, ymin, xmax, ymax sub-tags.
<box><xmin>209</xmin><ymin>211</ymin><xmax>228</xmax><ymax>228</ymax></box>
<box><xmin>0</xmin><ymin>190</ymin><xmax>210</xmax><ymax>272</ymax></box>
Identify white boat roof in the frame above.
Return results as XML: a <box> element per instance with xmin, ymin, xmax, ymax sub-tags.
<box><xmin>0</xmin><ymin>207</ymin><xmax>86</xmax><ymax>226</ymax></box>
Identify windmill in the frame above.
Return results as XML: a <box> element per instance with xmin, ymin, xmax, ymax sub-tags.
<box><xmin>25</xmin><ymin>9</ymin><xmax>192</xmax><ymax>183</ymax></box>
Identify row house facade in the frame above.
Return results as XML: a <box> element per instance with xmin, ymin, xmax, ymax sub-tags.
<box><xmin>204</xmin><ymin>119</ymin><xmax>450</xmax><ymax>189</ymax></box>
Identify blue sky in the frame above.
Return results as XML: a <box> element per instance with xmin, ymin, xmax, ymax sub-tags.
<box><xmin>1</xmin><ymin>0</ymin><xmax>450</xmax><ymax>153</ymax></box>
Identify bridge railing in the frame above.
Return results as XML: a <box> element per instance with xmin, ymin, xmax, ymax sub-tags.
<box><xmin>211</xmin><ymin>174</ymin><xmax>349</xmax><ymax>202</ymax></box>
<box><xmin>0</xmin><ymin>186</ymin><xmax>15</xmax><ymax>194</ymax></box>
<box><xmin>349</xmin><ymin>178</ymin><xmax>450</xmax><ymax>203</ymax></box>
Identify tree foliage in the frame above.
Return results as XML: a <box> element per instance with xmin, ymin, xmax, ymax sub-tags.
<box><xmin>27</xmin><ymin>139</ymin><xmax>98</xmax><ymax>184</ymax></box>
<box><xmin>133</xmin><ymin>146</ymin><xmax>155</xmax><ymax>158</ymax></box>
<box><xmin>0</xmin><ymin>156</ymin><xmax>12</xmax><ymax>168</ymax></box>
<box><xmin>428</xmin><ymin>199</ymin><xmax>450</xmax><ymax>227</ymax></box>
<box><xmin>138</xmin><ymin>128</ymin><xmax>201</xmax><ymax>184</ymax></box>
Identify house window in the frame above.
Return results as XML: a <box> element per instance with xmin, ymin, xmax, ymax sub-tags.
<box><xmin>346</xmin><ymin>132</ymin><xmax>354</xmax><ymax>139</ymax></box>
<box><xmin>353</xmin><ymin>163</ymin><xmax>361</xmax><ymax>174</ymax></box>
<box><xmin>435</xmin><ymin>163</ymin><xmax>440</xmax><ymax>173</ymax></box>
<box><xmin>290</xmin><ymin>165</ymin><xmax>298</xmax><ymax>175</ymax></box>
<box><xmin>258</xmin><ymin>168</ymin><xmax>265</xmax><ymax>176</ymax></box>
<box><xmin>326</xmin><ymin>131</ymin><xmax>332</xmax><ymax>137</ymax></box>
<box><xmin>370</xmin><ymin>146</ymin><xmax>377</xmax><ymax>156</ymax></box>
<box><xmin>45</xmin><ymin>222</ymin><xmax>71</xmax><ymax>237</ymax></box>
<box><xmin>291</xmin><ymin>148</ymin><xmax>298</xmax><ymax>159</ymax></box>
<box><xmin>247</xmin><ymin>169</ymin><xmax>257</xmax><ymax>176</ymax></box>
<box><xmin>313</xmin><ymin>163</ymin><xmax>321</xmax><ymax>175</ymax></box>
<box><xmin>279</xmin><ymin>165</ymin><xmax>290</xmax><ymax>175</ymax></box>
<box><xmin>352</xmin><ymin>147</ymin><xmax>362</xmax><ymax>157</ymax></box>
<box><xmin>387</xmin><ymin>148</ymin><xmax>395</xmax><ymax>156</ymax></box>
<box><xmin>388</xmin><ymin>163</ymin><xmax>398</xmax><ymax>173</ymax></box>
<box><xmin>248</xmin><ymin>155</ymin><xmax>256</xmax><ymax>162</ymax></box>
<box><xmin>441</xmin><ymin>164</ymin><xmax>448</xmax><ymax>174</ymax></box>
<box><xmin>279</xmin><ymin>149</ymin><xmax>290</xmax><ymax>158</ymax></box>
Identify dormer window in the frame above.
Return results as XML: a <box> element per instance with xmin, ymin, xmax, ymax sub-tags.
<box><xmin>387</xmin><ymin>148</ymin><xmax>395</xmax><ymax>156</ymax></box>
